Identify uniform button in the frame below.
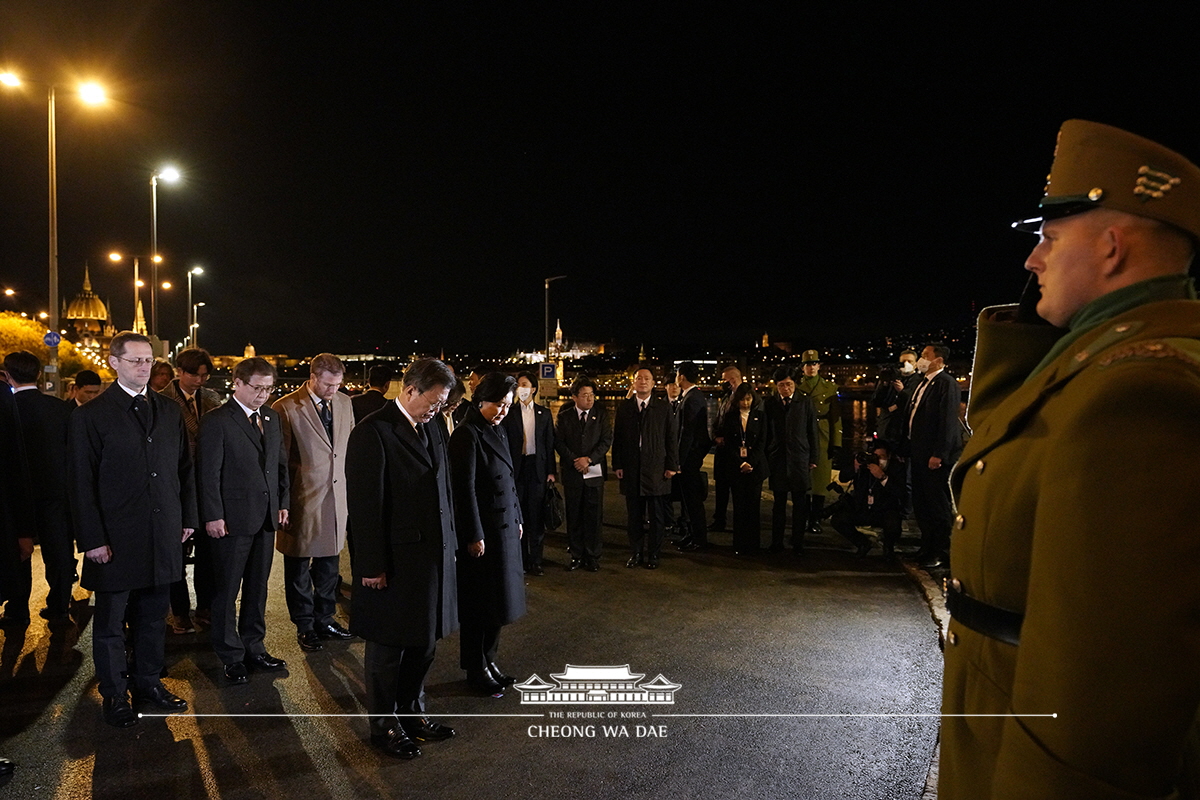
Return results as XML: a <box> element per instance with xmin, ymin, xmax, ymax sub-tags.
<box><xmin>150</xmin><ymin>472</ymin><xmax>157</xmax><ymax>477</ymax></box>
<box><xmin>153</xmin><ymin>508</ymin><xmax>161</xmax><ymax>513</ymax></box>
<box><xmin>147</xmin><ymin>437</ymin><xmax>153</xmax><ymax>443</ymax></box>
<box><xmin>947</xmin><ymin>631</ymin><xmax>958</xmax><ymax>646</ymax></box>
<box><xmin>974</xmin><ymin>460</ymin><xmax>985</xmax><ymax>474</ymax></box>
<box><xmin>954</xmin><ymin>514</ymin><xmax>966</xmax><ymax>530</ymax></box>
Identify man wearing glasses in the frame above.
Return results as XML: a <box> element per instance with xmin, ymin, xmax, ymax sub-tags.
<box><xmin>347</xmin><ymin>357</ymin><xmax>459</xmax><ymax>759</ymax></box>
<box><xmin>274</xmin><ymin>353</ymin><xmax>355</xmax><ymax>653</ymax></box>
<box><xmin>196</xmin><ymin>357</ymin><xmax>290</xmax><ymax>684</ymax></box>
<box><xmin>69</xmin><ymin>331</ymin><xmax>196</xmax><ymax>727</ymax></box>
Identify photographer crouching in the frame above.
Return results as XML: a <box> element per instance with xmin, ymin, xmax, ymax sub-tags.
<box><xmin>828</xmin><ymin>440</ymin><xmax>905</xmax><ymax>558</ymax></box>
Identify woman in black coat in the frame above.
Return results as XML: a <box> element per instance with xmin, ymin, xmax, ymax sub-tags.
<box><xmin>722</xmin><ymin>383</ymin><xmax>770</xmax><ymax>554</ymax></box>
<box><xmin>449</xmin><ymin>372</ymin><xmax>527</xmax><ymax>694</ymax></box>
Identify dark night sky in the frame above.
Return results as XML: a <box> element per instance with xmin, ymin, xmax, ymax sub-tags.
<box><xmin>2</xmin><ymin>4</ymin><xmax>1198</xmax><ymax>358</ymax></box>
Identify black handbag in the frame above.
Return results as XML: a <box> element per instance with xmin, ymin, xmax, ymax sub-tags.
<box><xmin>544</xmin><ymin>482</ymin><xmax>565</xmax><ymax>531</ymax></box>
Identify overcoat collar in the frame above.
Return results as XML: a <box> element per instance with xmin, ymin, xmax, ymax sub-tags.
<box><xmin>380</xmin><ymin>399</ymin><xmax>432</xmax><ymax>468</ymax></box>
<box><xmin>466</xmin><ymin>404</ymin><xmax>513</xmax><ymax>468</ymax></box>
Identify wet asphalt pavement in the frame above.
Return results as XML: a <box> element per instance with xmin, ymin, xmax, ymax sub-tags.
<box><xmin>0</xmin><ymin>480</ymin><xmax>943</xmax><ymax>800</ymax></box>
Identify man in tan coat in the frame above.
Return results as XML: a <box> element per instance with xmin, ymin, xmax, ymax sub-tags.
<box><xmin>275</xmin><ymin>353</ymin><xmax>355</xmax><ymax>652</ymax></box>
<box><xmin>941</xmin><ymin>120</ymin><xmax>1200</xmax><ymax>799</ymax></box>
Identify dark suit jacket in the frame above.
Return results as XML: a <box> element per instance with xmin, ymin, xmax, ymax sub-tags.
<box><xmin>351</xmin><ymin>388</ymin><xmax>389</xmax><ymax>423</ymax></box>
<box><xmin>0</xmin><ymin>384</ymin><xmax>34</xmax><ymax>602</ymax></box>
<box><xmin>68</xmin><ymin>384</ymin><xmax>197</xmax><ymax>592</ymax></box>
<box><xmin>159</xmin><ymin>379</ymin><xmax>222</xmax><ymax>453</ymax></box>
<box><xmin>13</xmin><ymin>388</ymin><xmax>71</xmax><ymax>504</ymax></box>
<box><xmin>450</xmin><ymin>405</ymin><xmax>526</xmax><ymax>627</ymax></box>
<box><xmin>347</xmin><ymin>400</ymin><xmax>458</xmax><ymax>648</ymax></box>
<box><xmin>611</xmin><ymin>396</ymin><xmax>679</xmax><ymax>497</ymax></box>
<box><xmin>718</xmin><ymin>407</ymin><xmax>770</xmax><ymax>480</ymax></box>
<box><xmin>196</xmin><ymin>401</ymin><xmax>290</xmax><ymax>536</ymax></box>
<box><xmin>764</xmin><ymin>394</ymin><xmax>819</xmax><ymax>493</ymax></box>
<box><xmin>554</xmin><ymin>401</ymin><xmax>612</xmax><ymax>486</ymax></box>
<box><xmin>677</xmin><ymin>386</ymin><xmax>711</xmax><ymax>473</ymax></box>
<box><xmin>905</xmin><ymin>370</ymin><xmax>963</xmax><ymax>464</ymax></box>
<box><xmin>501</xmin><ymin>398</ymin><xmax>555</xmax><ymax>482</ymax></box>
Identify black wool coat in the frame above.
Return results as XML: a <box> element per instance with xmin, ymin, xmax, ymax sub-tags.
<box><xmin>346</xmin><ymin>400</ymin><xmax>459</xmax><ymax>647</ymax></box>
<box><xmin>764</xmin><ymin>394</ymin><xmax>819</xmax><ymax>494</ymax></box>
<box><xmin>68</xmin><ymin>384</ymin><xmax>197</xmax><ymax>592</ymax></box>
<box><xmin>449</xmin><ymin>405</ymin><xmax>527</xmax><ymax>628</ymax></box>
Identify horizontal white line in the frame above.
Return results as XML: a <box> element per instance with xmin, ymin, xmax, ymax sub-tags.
<box><xmin>652</xmin><ymin>713</ymin><xmax>1057</xmax><ymax>718</ymax></box>
<box><xmin>139</xmin><ymin>713</ymin><xmax>546</xmax><ymax>718</ymax></box>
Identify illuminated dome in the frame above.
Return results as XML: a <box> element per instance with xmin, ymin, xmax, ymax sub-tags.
<box><xmin>65</xmin><ymin>264</ymin><xmax>110</xmax><ymax>323</ymax></box>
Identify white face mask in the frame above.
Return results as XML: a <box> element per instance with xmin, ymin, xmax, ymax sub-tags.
<box><xmin>915</xmin><ymin>357</ymin><xmax>931</xmax><ymax>374</ymax></box>
<box><xmin>899</xmin><ymin>361</ymin><xmax>915</xmax><ymax>375</ymax></box>
<box><xmin>516</xmin><ymin>386</ymin><xmax>533</xmax><ymax>401</ymax></box>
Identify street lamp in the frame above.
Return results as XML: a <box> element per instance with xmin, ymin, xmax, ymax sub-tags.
<box><xmin>544</xmin><ymin>275</ymin><xmax>567</xmax><ymax>360</ymax></box>
<box><xmin>108</xmin><ymin>251</ymin><xmax>162</xmax><ymax>332</ymax></box>
<box><xmin>186</xmin><ymin>266</ymin><xmax>204</xmax><ymax>346</ymax></box>
<box><xmin>192</xmin><ymin>302</ymin><xmax>205</xmax><ymax>349</ymax></box>
<box><xmin>150</xmin><ymin>166</ymin><xmax>180</xmax><ymax>339</ymax></box>
<box><xmin>1</xmin><ymin>71</ymin><xmax>106</xmax><ymax>395</ymax></box>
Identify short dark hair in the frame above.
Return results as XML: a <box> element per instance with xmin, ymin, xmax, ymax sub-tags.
<box><xmin>925</xmin><ymin>342</ymin><xmax>951</xmax><ymax>362</ymax></box>
<box><xmin>233</xmin><ymin>357</ymin><xmax>277</xmax><ymax>384</ymax></box>
<box><xmin>516</xmin><ymin>370</ymin><xmax>538</xmax><ymax>397</ymax></box>
<box><xmin>772</xmin><ymin>365</ymin><xmax>796</xmax><ymax>384</ymax></box>
<box><xmin>402</xmin><ymin>357</ymin><xmax>456</xmax><ymax>393</ymax></box>
<box><xmin>474</xmin><ymin>372</ymin><xmax>517</xmax><ymax>404</ymax></box>
<box><xmin>3</xmin><ymin>350</ymin><xmax>41</xmax><ymax>384</ymax></box>
<box><xmin>676</xmin><ymin>361</ymin><xmax>699</xmax><ymax>384</ymax></box>
<box><xmin>633</xmin><ymin>363</ymin><xmax>655</xmax><ymax>378</ymax></box>
<box><xmin>470</xmin><ymin>363</ymin><xmax>496</xmax><ymax>377</ymax></box>
<box><xmin>871</xmin><ymin>438</ymin><xmax>895</xmax><ymax>454</ymax></box>
<box><xmin>446</xmin><ymin>378</ymin><xmax>466</xmax><ymax>407</ymax></box>
<box><xmin>175</xmin><ymin>347</ymin><xmax>214</xmax><ymax>374</ymax></box>
<box><xmin>571</xmin><ymin>375</ymin><xmax>597</xmax><ymax>396</ymax></box>
<box><xmin>109</xmin><ymin>331</ymin><xmax>151</xmax><ymax>359</ymax></box>
<box><xmin>664</xmin><ymin>371</ymin><xmax>677</xmax><ymax>384</ymax></box>
<box><xmin>367</xmin><ymin>363</ymin><xmax>394</xmax><ymax>389</ymax></box>
<box><xmin>73</xmin><ymin>370</ymin><xmax>102</xmax><ymax>387</ymax></box>
<box><xmin>731</xmin><ymin>382</ymin><xmax>757</xmax><ymax>406</ymax></box>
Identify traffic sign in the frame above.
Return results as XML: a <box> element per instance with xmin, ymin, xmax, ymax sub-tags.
<box><xmin>539</xmin><ymin>362</ymin><xmax>555</xmax><ymax>380</ymax></box>
<box><xmin>43</xmin><ymin>331</ymin><xmax>61</xmax><ymax>347</ymax></box>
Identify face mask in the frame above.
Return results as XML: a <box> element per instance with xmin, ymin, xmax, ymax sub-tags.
<box><xmin>899</xmin><ymin>362</ymin><xmax>915</xmax><ymax>375</ymax></box>
<box><xmin>915</xmin><ymin>357</ymin><xmax>931</xmax><ymax>374</ymax></box>
<box><xmin>517</xmin><ymin>386</ymin><xmax>532</xmax><ymax>401</ymax></box>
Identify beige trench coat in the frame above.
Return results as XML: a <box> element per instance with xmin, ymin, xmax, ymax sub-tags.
<box><xmin>273</xmin><ymin>386</ymin><xmax>354</xmax><ymax>558</ymax></box>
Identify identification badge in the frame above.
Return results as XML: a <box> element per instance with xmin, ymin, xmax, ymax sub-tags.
<box><xmin>740</xmin><ymin>445</ymin><xmax>748</xmax><ymax>459</ymax></box>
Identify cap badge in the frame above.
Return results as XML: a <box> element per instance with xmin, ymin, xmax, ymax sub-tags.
<box><xmin>1087</xmin><ymin>188</ymin><xmax>1104</xmax><ymax>201</ymax></box>
<box><xmin>1134</xmin><ymin>165</ymin><xmax>1181</xmax><ymax>201</ymax></box>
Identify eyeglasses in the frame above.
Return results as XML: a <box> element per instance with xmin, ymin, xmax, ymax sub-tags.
<box><xmin>114</xmin><ymin>356</ymin><xmax>155</xmax><ymax>366</ymax></box>
<box><xmin>247</xmin><ymin>383</ymin><xmax>275</xmax><ymax>395</ymax></box>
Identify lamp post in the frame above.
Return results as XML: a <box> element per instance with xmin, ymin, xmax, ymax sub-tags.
<box><xmin>192</xmin><ymin>302</ymin><xmax>205</xmax><ymax>349</ymax></box>
<box><xmin>186</xmin><ymin>266</ymin><xmax>203</xmax><ymax>345</ymax></box>
<box><xmin>150</xmin><ymin>167</ymin><xmax>180</xmax><ymax>339</ymax></box>
<box><xmin>544</xmin><ymin>275</ymin><xmax>567</xmax><ymax>360</ymax></box>
<box><xmin>1</xmin><ymin>72</ymin><xmax>105</xmax><ymax>395</ymax></box>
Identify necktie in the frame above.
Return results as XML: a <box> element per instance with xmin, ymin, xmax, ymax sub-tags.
<box><xmin>783</xmin><ymin>396</ymin><xmax>790</xmax><ymax>408</ymax></box>
<box><xmin>579</xmin><ymin>410</ymin><xmax>587</xmax><ymax>423</ymax></box>
<box><xmin>319</xmin><ymin>399</ymin><xmax>333</xmax><ymax>439</ymax></box>
<box><xmin>192</xmin><ymin>394</ymin><xmax>201</xmax><ymax>421</ymax></box>
<box><xmin>132</xmin><ymin>394</ymin><xmax>149</xmax><ymax>432</ymax></box>
<box><xmin>250</xmin><ymin>411</ymin><xmax>265</xmax><ymax>445</ymax></box>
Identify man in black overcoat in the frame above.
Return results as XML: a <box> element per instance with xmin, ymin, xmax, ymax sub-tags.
<box><xmin>3</xmin><ymin>351</ymin><xmax>74</xmax><ymax>621</ymax></box>
<box><xmin>764</xmin><ymin>366</ymin><xmax>820</xmax><ymax>553</ymax></box>
<box><xmin>611</xmin><ymin>367</ymin><xmax>679</xmax><ymax>569</ymax></box>
<box><xmin>903</xmin><ymin>342</ymin><xmax>963</xmax><ymax>569</ymax></box>
<box><xmin>69</xmin><ymin>332</ymin><xmax>196</xmax><ymax>727</ymax></box>
<box><xmin>347</xmin><ymin>357</ymin><xmax>459</xmax><ymax>760</ymax></box>
<box><xmin>197</xmin><ymin>357</ymin><xmax>291</xmax><ymax>684</ymax></box>
<box><xmin>674</xmin><ymin>362</ymin><xmax>710</xmax><ymax>551</ymax></box>
<box><xmin>554</xmin><ymin>376</ymin><xmax>612</xmax><ymax>571</ymax></box>
<box><xmin>351</xmin><ymin>363</ymin><xmax>393</xmax><ymax>423</ymax></box>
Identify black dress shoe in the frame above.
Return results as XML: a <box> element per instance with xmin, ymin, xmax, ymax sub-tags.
<box><xmin>133</xmin><ymin>683</ymin><xmax>188</xmax><ymax>711</ymax></box>
<box><xmin>467</xmin><ymin>669</ymin><xmax>504</xmax><ymax>695</ymax></box>
<box><xmin>487</xmin><ymin>661</ymin><xmax>516</xmax><ymax>686</ymax></box>
<box><xmin>102</xmin><ymin>696</ymin><xmax>139</xmax><ymax>728</ymax></box>
<box><xmin>315</xmin><ymin>621</ymin><xmax>355</xmax><ymax>640</ymax></box>
<box><xmin>245</xmin><ymin>652</ymin><xmax>287</xmax><ymax>671</ymax></box>
<box><xmin>0</xmin><ymin>757</ymin><xmax>14</xmax><ymax>777</ymax></box>
<box><xmin>855</xmin><ymin>541</ymin><xmax>871</xmax><ymax>558</ymax></box>
<box><xmin>626</xmin><ymin>554</ymin><xmax>643</xmax><ymax>568</ymax></box>
<box><xmin>644</xmin><ymin>557</ymin><xmax>659</xmax><ymax>570</ymax></box>
<box><xmin>679</xmin><ymin>541</ymin><xmax>704</xmax><ymax>552</ymax></box>
<box><xmin>298</xmin><ymin>631</ymin><xmax>325</xmax><ymax>651</ymax></box>
<box><xmin>674</xmin><ymin>537</ymin><xmax>693</xmax><ymax>550</ymax></box>
<box><xmin>567</xmin><ymin>559</ymin><xmax>583</xmax><ymax>571</ymax></box>
<box><xmin>585</xmin><ymin>559</ymin><xmax>599</xmax><ymax>572</ymax></box>
<box><xmin>224</xmin><ymin>662</ymin><xmax>249</xmax><ymax>684</ymax></box>
<box><xmin>370</xmin><ymin>728</ymin><xmax>422</xmax><ymax>760</ymax></box>
<box><xmin>401</xmin><ymin>717</ymin><xmax>456</xmax><ymax>742</ymax></box>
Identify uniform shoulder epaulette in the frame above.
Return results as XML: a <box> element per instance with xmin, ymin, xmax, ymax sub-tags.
<box><xmin>1096</xmin><ymin>338</ymin><xmax>1200</xmax><ymax>370</ymax></box>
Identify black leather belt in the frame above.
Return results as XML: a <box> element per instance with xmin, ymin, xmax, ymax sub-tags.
<box><xmin>945</xmin><ymin>582</ymin><xmax>1024</xmax><ymax>646</ymax></box>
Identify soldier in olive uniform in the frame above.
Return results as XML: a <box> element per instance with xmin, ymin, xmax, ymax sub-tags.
<box><xmin>793</xmin><ymin>349</ymin><xmax>841</xmax><ymax>548</ymax></box>
<box><xmin>941</xmin><ymin>120</ymin><xmax>1200</xmax><ymax>799</ymax></box>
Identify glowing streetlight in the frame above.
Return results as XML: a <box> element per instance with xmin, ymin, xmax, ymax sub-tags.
<box><xmin>150</xmin><ymin>166</ymin><xmax>181</xmax><ymax>338</ymax></box>
<box><xmin>2</xmin><ymin>71</ymin><xmax>106</xmax><ymax>395</ymax></box>
<box><xmin>192</xmin><ymin>301</ymin><xmax>206</xmax><ymax>349</ymax></box>
<box><xmin>3</xmin><ymin>288</ymin><xmax>13</xmax><ymax>297</ymax></box>
<box><xmin>187</xmin><ymin>266</ymin><xmax>204</xmax><ymax>345</ymax></box>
